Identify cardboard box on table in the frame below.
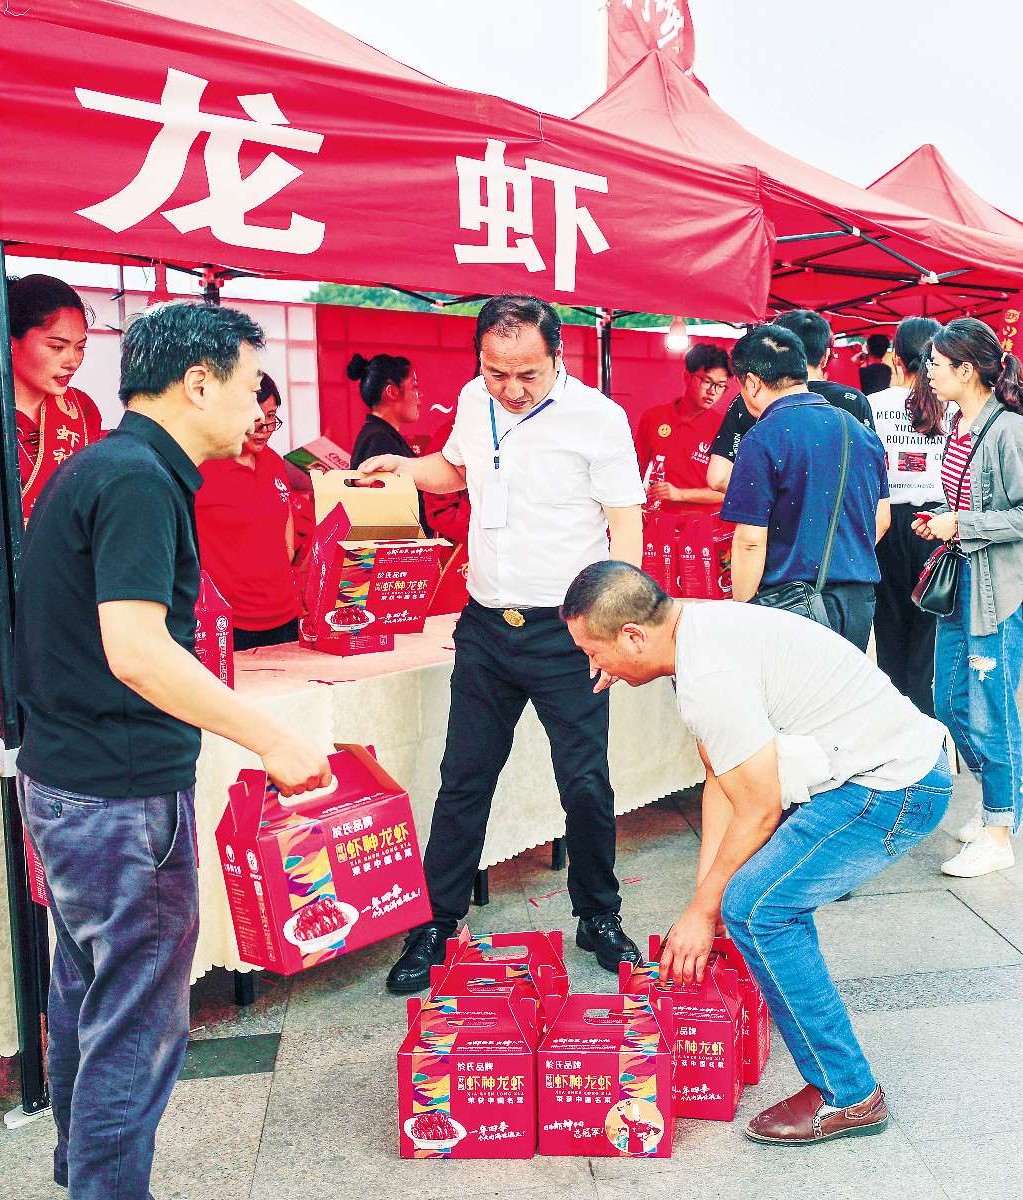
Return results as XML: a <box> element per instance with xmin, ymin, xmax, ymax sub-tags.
<box><xmin>622</xmin><ymin>957</ymin><xmax>743</xmax><ymax>1121</ymax></box>
<box><xmin>215</xmin><ymin>745</ymin><xmax>430</xmax><ymax>975</ymax></box>
<box><xmin>675</xmin><ymin>514</ymin><xmax>733</xmax><ymax>600</ymax></box>
<box><xmin>538</xmin><ymin>993</ymin><xmax>676</xmax><ymax>1158</ymax></box>
<box><xmin>301</xmin><ymin>471</ymin><xmax>442</xmax><ymax>654</ymax></box>
<box><xmin>284</xmin><ymin>436</ymin><xmax>351</xmax><ymax>477</ymax></box>
<box><xmin>398</xmin><ymin>993</ymin><xmax>538</xmax><ymax>1159</ymax></box>
<box><xmin>641</xmin><ymin>513</ymin><xmax>677</xmax><ymax>593</ymax></box>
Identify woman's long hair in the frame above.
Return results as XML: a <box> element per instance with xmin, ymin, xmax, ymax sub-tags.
<box><xmin>896</xmin><ymin>316</ymin><xmax>943</xmax><ymax>436</ymax></box>
<box><xmin>931</xmin><ymin>317</ymin><xmax>1023</xmax><ymax>414</ymax></box>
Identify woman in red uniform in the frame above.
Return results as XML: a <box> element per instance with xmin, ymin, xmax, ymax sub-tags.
<box><xmin>195</xmin><ymin>373</ymin><xmax>300</xmax><ymax>650</ymax></box>
<box><xmin>9</xmin><ymin>274</ymin><xmax>102</xmax><ymax>522</ymax></box>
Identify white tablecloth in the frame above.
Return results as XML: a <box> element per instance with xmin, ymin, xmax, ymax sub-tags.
<box><xmin>1</xmin><ymin>614</ymin><xmax>701</xmax><ymax>1056</ymax></box>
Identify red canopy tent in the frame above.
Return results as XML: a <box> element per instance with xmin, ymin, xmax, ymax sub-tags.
<box><xmin>577</xmin><ymin>53</ymin><xmax>1023</xmax><ymax>332</ymax></box>
<box><xmin>0</xmin><ymin>0</ymin><xmax>776</xmax><ymax>322</ymax></box>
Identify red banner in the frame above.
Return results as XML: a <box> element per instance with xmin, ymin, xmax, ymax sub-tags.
<box><xmin>998</xmin><ymin>296</ymin><xmax>1022</xmax><ymax>355</ymax></box>
<box><xmin>607</xmin><ymin>0</ymin><xmax>696</xmax><ymax>86</ymax></box>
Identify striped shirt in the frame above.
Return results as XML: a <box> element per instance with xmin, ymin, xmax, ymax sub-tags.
<box><xmin>941</xmin><ymin>416</ymin><xmax>973</xmax><ymax>511</ymax></box>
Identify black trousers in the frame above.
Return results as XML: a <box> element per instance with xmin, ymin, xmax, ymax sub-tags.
<box><xmin>233</xmin><ymin>618</ymin><xmax>299</xmax><ymax>651</ymax></box>
<box><xmin>873</xmin><ymin>503</ymin><xmax>938</xmax><ymax>716</ymax></box>
<box><xmin>820</xmin><ymin>582</ymin><xmax>876</xmax><ymax>653</ymax></box>
<box><xmin>423</xmin><ymin>599</ymin><xmax>620</xmax><ymax>925</ymax></box>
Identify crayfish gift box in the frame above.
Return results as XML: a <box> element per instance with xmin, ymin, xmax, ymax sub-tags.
<box><xmin>215</xmin><ymin>745</ymin><xmax>429</xmax><ymax>975</ymax></box>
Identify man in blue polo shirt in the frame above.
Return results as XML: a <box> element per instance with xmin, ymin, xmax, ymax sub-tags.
<box><xmin>721</xmin><ymin>325</ymin><xmax>890</xmax><ymax>651</ymax></box>
<box><xmin>15</xmin><ymin>301</ymin><xmax>331</xmax><ymax>1200</ymax></box>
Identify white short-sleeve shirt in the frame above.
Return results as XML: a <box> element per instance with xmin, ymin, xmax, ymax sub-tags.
<box><xmin>674</xmin><ymin>600</ymin><xmax>945</xmax><ymax>793</ymax></box>
<box><xmin>868</xmin><ymin>385</ymin><xmax>954</xmax><ymax>506</ymax></box>
<box><xmin>443</xmin><ymin>368</ymin><xmax>645</xmax><ymax>607</ymax></box>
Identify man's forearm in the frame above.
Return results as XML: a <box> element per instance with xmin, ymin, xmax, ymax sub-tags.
<box><xmin>606</xmin><ymin>506</ymin><xmax>643</xmax><ymax>567</ymax></box>
<box><xmin>691</xmin><ymin>806</ymin><xmax>781</xmax><ymax>919</ymax></box>
<box><xmin>392</xmin><ymin>451</ymin><xmax>466</xmax><ymax>494</ymax></box>
<box><xmin>730</xmin><ymin>537</ymin><xmax>767</xmax><ymax>601</ymax></box>
<box><xmin>680</xmin><ymin>487</ymin><xmax>726</xmax><ymax>506</ymax></box>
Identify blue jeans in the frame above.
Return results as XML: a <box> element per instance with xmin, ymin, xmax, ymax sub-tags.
<box><xmin>721</xmin><ymin>753</ymin><xmax>952</xmax><ymax>1108</ymax></box>
<box><xmin>933</xmin><ymin>559</ymin><xmax>1023</xmax><ymax>833</ymax></box>
<box><xmin>18</xmin><ymin>774</ymin><xmax>199</xmax><ymax>1200</ymax></box>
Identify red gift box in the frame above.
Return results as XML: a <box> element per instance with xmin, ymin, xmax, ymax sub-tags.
<box><xmin>194</xmin><ymin>570</ymin><xmax>234</xmax><ymax>686</ymax></box>
<box><xmin>710</xmin><ymin>935</ymin><xmax>770</xmax><ymax>1085</ymax></box>
<box><xmin>24</xmin><ymin>830</ymin><xmax>49</xmax><ymax>908</ymax></box>
<box><xmin>674</xmin><ymin>515</ymin><xmax>733</xmax><ymax>599</ymax></box>
<box><xmin>429</xmin><ymin>959</ymin><xmax>569</xmax><ymax>1036</ymax></box>
<box><xmin>641</xmin><ymin>514</ymin><xmax>677</xmax><ymax>593</ymax></box>
<box><xmin>398</xmin><ymin>993</ymin><xmax>538</xmax><ymax>1159</ymax></box>
<box><xmin>214</xmin><ymin>745</ymin><xmax>430</xmax><ymax>975</ymax></box>
<box><xmin>444</xmin><ymin>928</ymin><xmax>568</xmax><ymax>990</ymax></box>
<box><xmin>621</xmin><ymin>958</ymin><xmax>743</xmax><ymax>1121</ymax></box>
<box><xmin>537</xmin><ymin>993</ymin><xmax>676</xmax><ymax>1158</ymax></box>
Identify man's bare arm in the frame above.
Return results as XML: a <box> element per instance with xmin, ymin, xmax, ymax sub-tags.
<box><xmin>358</xmin><ymin>451</ymin><xmax>466</xmax><ymax>494</ymax></box>
<box><xmin>659</xmin><ymin>740</ymin><xmax>782</xmax><ymax>984</ymax></box>
<box><xmin>729</xmin><ymin>524</ymin><xmax>769</xmax><ymax>602</ymax></box>
<box><xmin>99</xmin><ymin>600</ymin><xmax>331</xmax><ymax>795</ymax></box>
<box><xmin>603</xmin><ymin>503</ymin><xmax>643</xmax><ymax>568</ymax></box>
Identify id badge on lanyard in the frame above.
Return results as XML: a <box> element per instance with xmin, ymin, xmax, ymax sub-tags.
<box><xmin>484</xmin><ymin>394</ymin><xmax>555</xmax><ymax>529</ymax></box>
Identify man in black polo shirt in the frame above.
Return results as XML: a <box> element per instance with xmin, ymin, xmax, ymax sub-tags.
<box><xmin>15</xmin><ymin>302</ymin><xmax>330</xmax><ymax>1200</ymax></box>
<box><xmin>706</xmin><ymin>309</ymin><xmax>875</xmax><ymax>493</ymax></box>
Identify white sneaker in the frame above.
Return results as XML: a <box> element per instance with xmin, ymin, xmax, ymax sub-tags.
<box><xmin>941</xmin><ymin>831</ymin><xmax>1015</xmax><ymax>878</ymax></box>
<box><xmin>957</xmin><ymin>803</ymin><xmax>985</xmax><ymax>844</ymax></box>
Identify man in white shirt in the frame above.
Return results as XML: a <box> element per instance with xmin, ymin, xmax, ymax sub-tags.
<box><xmin>562</xmin><ymin>560</ymin><xmax>952</xmax><ymax>1147</ymax></box>
<box><xmin>360</xmin><ymin>294</ymin><xmax>646</xmax><ymax>993</ymax></box>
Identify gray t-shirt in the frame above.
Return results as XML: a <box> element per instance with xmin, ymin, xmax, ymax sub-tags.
<box><xmin>674</xmin><ymin>601</ymin><xmax>945</xmax><ymax>793</ymax></box>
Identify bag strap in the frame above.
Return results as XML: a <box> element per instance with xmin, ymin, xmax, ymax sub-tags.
<box><xmin>814</xmin><ymin>410</ymin><xmax>852</xmax><ymax>595</ymax></box>
<box><xmin>951</xmin><ymin>405</ymin><xmax>1003</xmax><ymax>512</ymax></box>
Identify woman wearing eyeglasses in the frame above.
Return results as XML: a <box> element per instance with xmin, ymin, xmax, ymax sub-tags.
<box><xmin>195</xmin><ymin>372</ymin><xmax>300</xmax><ymax>650</ymax></box>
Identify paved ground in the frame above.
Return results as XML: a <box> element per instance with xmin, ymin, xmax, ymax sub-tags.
<box><xmin>3</xmin><ymin>770</ymin><xmax>1023</xmax><ymax>1200</ymax></box>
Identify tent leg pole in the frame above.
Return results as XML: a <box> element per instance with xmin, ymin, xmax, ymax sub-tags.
<box><xmin>596</xmin><ymin>308</ymin><xmax>613</xmax><ymax>398</ymax></box>
<box><xmin>0</xmin><ymin>250</ymin><xmax>50</xmax><ymax>1121</ymax></box>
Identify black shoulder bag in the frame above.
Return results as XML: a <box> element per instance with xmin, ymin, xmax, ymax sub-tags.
<box><xmin>749</xmin><ymin>409</ymin><xmax>852</xmax><ymax>629</ymax></box>
<box><xmin>911</xmin><ymin>407</ymin><xmax>1002</xmax><ymax>617</ymax></box>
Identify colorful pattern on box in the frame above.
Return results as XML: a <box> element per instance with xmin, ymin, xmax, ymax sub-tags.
<box><xmin>410</xmin><ymin>997</ymin><xmax>460</xmax><ymax>1160</ymax></box>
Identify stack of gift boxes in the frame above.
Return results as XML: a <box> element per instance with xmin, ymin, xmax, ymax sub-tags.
<box><xmin>641</xmin><ymin>513</ymin><xmax>733</xmax><ymax>600</ymax></box>
<box><xmin>397</xmin><ymin>927</ymin><xmax>771</xmax><ymax>1160</ymax></box>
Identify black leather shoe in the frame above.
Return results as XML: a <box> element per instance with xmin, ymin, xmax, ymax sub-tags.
<box><xmin>385</xmin><ymin>923</ymin><xmax>452</xmax><ymax>995</ymax></box>
<box><xmin>576</xmin><ymin>912</ymin><xmax>642</xmax><ymax>973</ymax></box>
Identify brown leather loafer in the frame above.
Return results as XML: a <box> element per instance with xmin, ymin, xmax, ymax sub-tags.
<box><xmin>745</xmin><ymin>1083</ymin><xmax>888</xmax><ymax>1145</ymax></box>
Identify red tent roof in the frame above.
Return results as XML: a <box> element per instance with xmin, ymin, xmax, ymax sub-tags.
<box><xmin>0</xmin><ymin>1</ymin><xmax>775</xmax><ymax>322</ymax></box>
<box><xmin>868</xmin><ymin>144</ymin><xmax>1023</xmax><ymax>239</ymax></box>
<box><xmin>578</xmin><ymin>53</ymin><xmax>1023</xmax><ymax>331</ymax></box>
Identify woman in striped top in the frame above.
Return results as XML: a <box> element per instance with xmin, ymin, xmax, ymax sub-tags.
<box><xmin>913</xmin><ymin>318</ymin><xmax>1023</xmax><ymax>878</ymax></box>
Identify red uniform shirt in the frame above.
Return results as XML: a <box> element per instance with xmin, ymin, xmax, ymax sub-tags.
<box><xmin>635</xmin><ymin>396</ymin><xmax>730</xmax><ymax>512</ymax></box>
<box><xmin>195</xmin><ymin>448</ymin><xmax>298</xmax><ymax>630</ymax></box>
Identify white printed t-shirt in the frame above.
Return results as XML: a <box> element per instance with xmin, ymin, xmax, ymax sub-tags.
<box><xmin>674</xmin><ymin>600</ymin><xmax>945</xmax><ymax>793</ymax></box>
<box><xmin>868</xmin><ymin>385</ymin><xmax>953</xmax><ymax>506</ymax></box>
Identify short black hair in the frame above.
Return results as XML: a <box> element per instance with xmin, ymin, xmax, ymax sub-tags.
<box><xmin>684</xmin><ymin>343</ymin><xmax>731</xmax><ymax>375</ymax></box>
<box><xmin>730</xmin><ymin>324</ymin><xmax>808</xmax><ymax>386</ymax></box>
<box><xmin>866</xmin><ymin>332</ymin><xmax>891</xmax><ymax>358</ymax></box>
<box><xmin>119</xmin><ymin>301</ymin><xmax>265</xmax><ymax>405</ymax></box>
<box><xmin>257</xmin><ymin>371</ymin><xmax>282</xmax><ymax>407</ymax></box>
<box><xmin>561</xmin><ymin>561</ymin><xmax>673</xmax><ymax>640</ymax></box>
<box><xmin>474</xmin><ymin>294</ymin><xmax>561</xmax><ymax>361</ymax></box>
<box><xmin>772</xmin><ymin>309</ymin><xmax>832</xmax><ymax>367</ymax></box>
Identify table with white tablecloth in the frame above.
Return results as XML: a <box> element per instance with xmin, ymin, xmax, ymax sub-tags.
<box><xmin>0</xmin><ymin>614</ymin><xmax>702</xmax><ymax>1056</ymax></box>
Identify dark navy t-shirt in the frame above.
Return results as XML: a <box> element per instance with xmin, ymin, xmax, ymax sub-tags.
<box><xmin>720</xmin><ymin>392</ymin><xmax>889</xmax><ymax>587</ymax></box>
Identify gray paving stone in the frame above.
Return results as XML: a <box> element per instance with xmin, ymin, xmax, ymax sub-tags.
<box><xmin>815</xmin><ymin>890</ymin><xmax>1022</xmax><ymax>981</ymax></box>
<box><xmin>949</xmin><ymin>875</ymin><xmax>1023</xmax><ymax>953</ymax></box>
<box><xmin>189</xmin><ymin>968</ymin><xmax>292</xmax><ymax>1042</ymax></box>
<box><xmin>910</xmin><ymin>1129</ymin><xmax>1023</xmax><ymax>1200</ymax></box>
<box><xmin>838</xmin><ymin>964</ymin><xmax>1023</xmax><ymax>1013</ymax></box>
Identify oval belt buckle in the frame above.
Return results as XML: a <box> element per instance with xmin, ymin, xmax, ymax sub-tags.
<box><xmin>503</xmin><ymin>608</ymin><xmax>525</xmax><ymax>628</ymax></box>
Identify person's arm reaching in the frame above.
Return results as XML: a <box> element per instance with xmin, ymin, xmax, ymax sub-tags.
<box><xmin>648</xmin><ymin>483</ymin><xmax>725</xmax><ymax>507</ymax></box>
<box><xmin>99</xmin><ymin>600</ymin><xmax>330</xmax><ymax>795</ymax></box>
<box><xmin>604</xmin><ymin>503</ymin><xmax>643</xmax><ymax>568</ymax></box>
<box><xmin>659</xmin><ymin>740</ymin><xmax>782</xmax><ymax>984</ymax></box>
<box><xmin>359</xmin><ymin>451</ymin><xmax>466</xmax><ymax>495</ymax></box>
<box><xmin>875</xmin><ymin>498</ymin><xmax>891</xmax><ymax>544</ymax></box>
<box><xmin>706</xmin><ymin>455</ymin><xmax>734</xmax><ymax>493</ymax></box>
<box><xmin>729</xmin><ymin>524</ymin><xmax>768</xmax><ymax>601</ymax></box>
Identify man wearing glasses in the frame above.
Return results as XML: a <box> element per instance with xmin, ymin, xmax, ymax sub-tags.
<box><xmin>635</xmin><ymin>344</ymin><xmax>732</xmax><ymax>514</ymax></box>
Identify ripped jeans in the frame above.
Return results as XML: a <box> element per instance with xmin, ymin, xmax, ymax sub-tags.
<box><xmin>933</xmin><ymin>559</ymin><xmax>1023</xmax><ymax>833</ymax></box>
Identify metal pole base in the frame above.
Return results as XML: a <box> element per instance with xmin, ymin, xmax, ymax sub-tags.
<box><xmin>550</xmin><ymin>838</ymin><xmax>567</xmax><ymax>871</ymax></box>
<box><xmin>4</xmin><ymin>1102</ymin><xmax>52</xmax><ymax>1130</ymax></box>
<box><xmin>472</xmin><ymin>869</ymin><xmax>489</xmax><ymax>907</ymax></box>
<box><xmin>233</xmin><ymin>970</ymin><xmax>256</xmax><ymax>1007</ymax></box>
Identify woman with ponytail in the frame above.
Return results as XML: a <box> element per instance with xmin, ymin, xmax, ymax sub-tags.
<box><xmin>913</xmin><ymin>317</ymin><xmax>1023</xmax><ymax>877</ymax></box>
<box><xmin>868</xmin><ymin>317</ymin><xmax>945</xmax><ymax>714</ymax></box>
<box><xmin>347</xmin><ymin>351</ymin><xmax>431</xmax><ymax>534</ymax></box>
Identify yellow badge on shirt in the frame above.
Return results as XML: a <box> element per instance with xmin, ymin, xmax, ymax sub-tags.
<box><xmin>657</xmin><ymin>423</ymin><xmax>672</xmax><ymax>438</ymax></box>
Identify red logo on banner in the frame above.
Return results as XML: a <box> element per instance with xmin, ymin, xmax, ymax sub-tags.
<box><xmin>607</xmin><ymin>0</ymin><xmax>696</xmax><ymax>86</ymax></box>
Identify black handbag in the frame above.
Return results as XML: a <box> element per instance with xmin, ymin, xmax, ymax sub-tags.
<box><xmin>911</xmin><ymin>407</ymin><xmax>1002</xmax><ymax>617</ymax></box>
<box><xmin>750</xmin><ymin>409</ymin><xmax>852</xmax><ymax>629</ymax></box>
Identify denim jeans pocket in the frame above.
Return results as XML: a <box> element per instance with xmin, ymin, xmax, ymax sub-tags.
<box><xmin>26</xmin><ymin>777</ymin><xmax>108</xmax><ymax>810</ymax></box>
<box><xmin>144</xmin><ymin>792</ymin><xmax>181</xmax><ymax>870</ymax></box>
<box><xmin>883</xmin><ymin>782</ymin><xmax>950</xmax><ymax>857</ymax></box>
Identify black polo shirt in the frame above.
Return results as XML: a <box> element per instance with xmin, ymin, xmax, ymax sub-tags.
<box><xmin>15</xmin><ymin>410</ymin><xmax>204</xmax><ymax>796</ymax></box>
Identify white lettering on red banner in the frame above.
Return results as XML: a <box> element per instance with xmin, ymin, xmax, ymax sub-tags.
<box><xmin>620</xmin><ymin>0</ymin><xmax>687</xmax><ymax>52</ymax></box>
<box><xmin>454</xmin><ymin>139</ymin><xmax>610</xmax><ymax>293</ymax></box>
<box><xmin>75</xmin><ymin>68</ymin><xmax>325</xmax><ymax>254</ymax></box>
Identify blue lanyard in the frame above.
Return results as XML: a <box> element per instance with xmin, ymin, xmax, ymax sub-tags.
<box><xmin>489</xmin><ymin>395</ymin><xmax>556</xmax><ymax>470</ymax></box>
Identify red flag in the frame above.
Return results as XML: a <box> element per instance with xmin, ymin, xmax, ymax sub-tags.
<box><xmin>998</xmin><ymin>296</ymin><xmax>1022</xmax><ymax>355</ymax></box>
<box><xmin>607</xmin><ymin>0</ymin><xmax>697</xmax><ymax>86</ymax></box>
